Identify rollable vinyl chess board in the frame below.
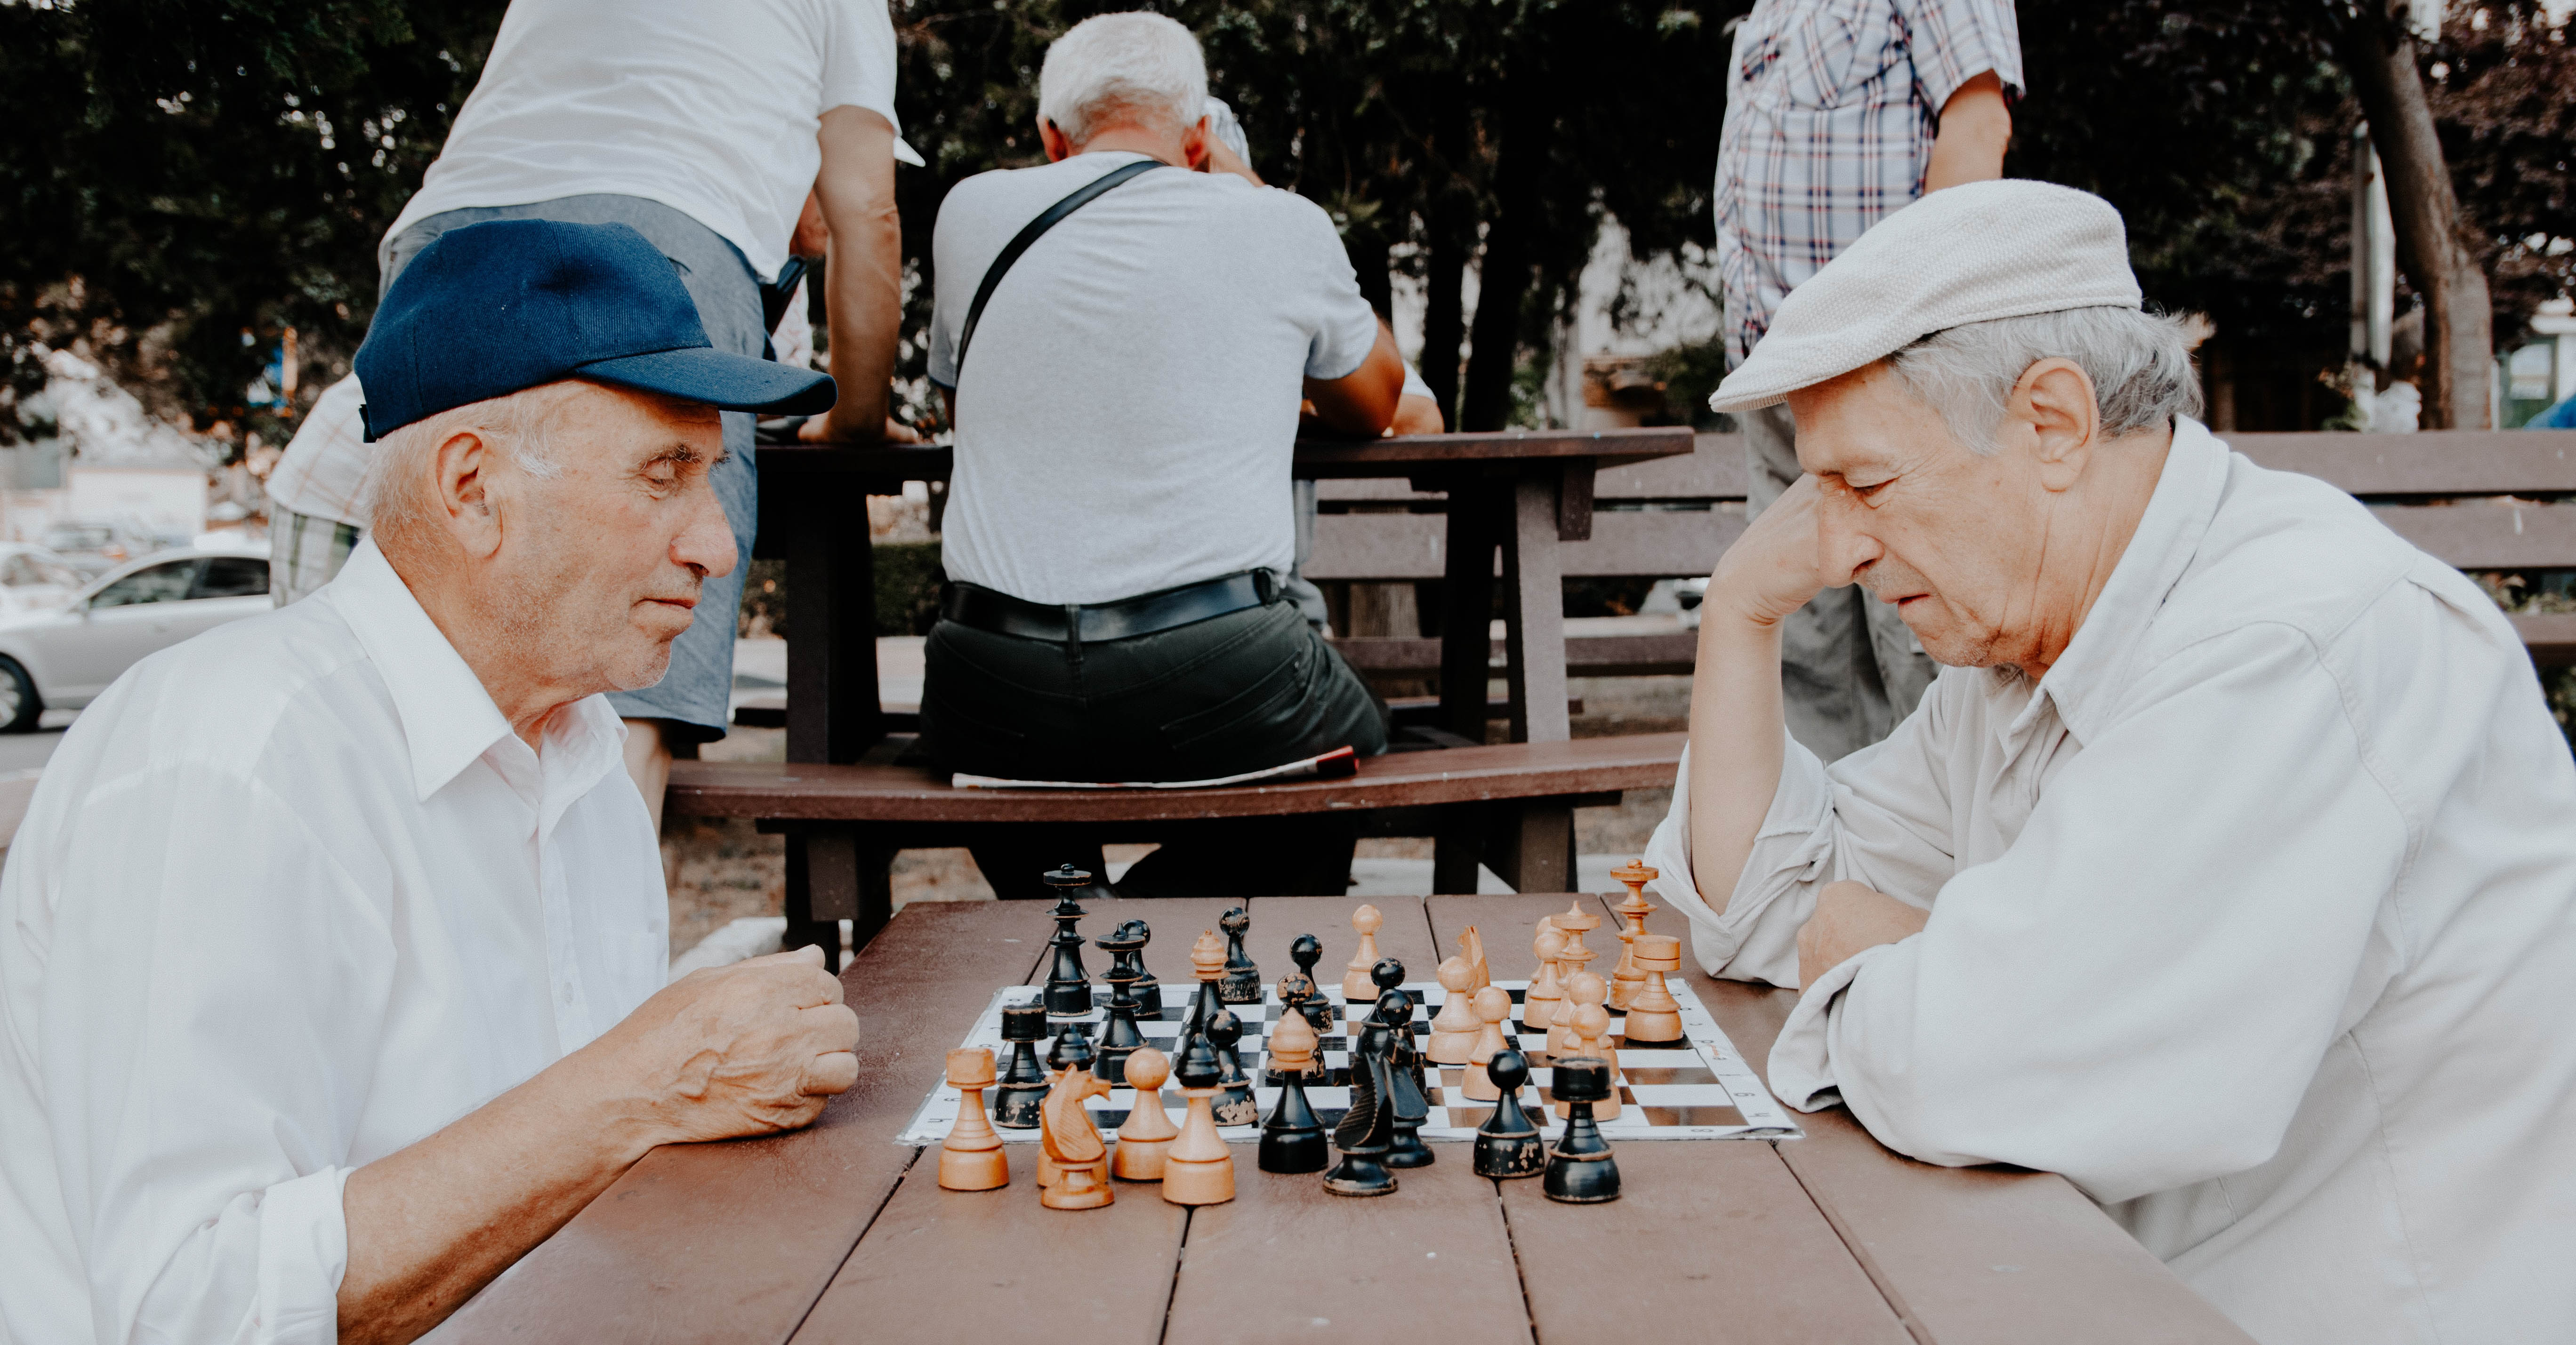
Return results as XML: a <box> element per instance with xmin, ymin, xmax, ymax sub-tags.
<box><xmin>894</xmin><ymin>978</ymin><xmax>1803</xmax><ymax>1146</ymax></box>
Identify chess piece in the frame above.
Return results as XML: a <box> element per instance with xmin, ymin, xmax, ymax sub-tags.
<box><xmin>1342</xmin><ymin>904</ymin><xmax>1383</xmax><ymax>1001</ymax></box>
<box><xmin>938</xmin><ymin>1048</ymin><xmax>1010</xmax><ymax>1191</ymax></box>
<box><xmin>1523</xmin><ymin>922</ymin><xmax>1568</xmax><ymax>1031</ymax></box>
<box><xmin>1038</xmin><ymin>1023</ymin><xmax>1098</xmax><ymax>1189</ymax></box>
<box><xmin>1111</xmin><ymin>1046</ymin><xmax>1179</xmax><ymax>1181</ymax></box>
<box><xmin>1608</xmin><ymin>862</ymin><xmax>1658</xmax><ymax>1011</ymax></box>
<box><xmin>1094</xmin><ymin>945</ymin><xmax>1147</xmax><ymax>1087</ymax></box>
<box><xmin>1114</xmin><ymin>918</ymin><xmax>1161</xmax><ymax>1005</ymax></box>
<box><xmin>1471</xmin><ymin>1049</ymin><xmax>1546</xmax><ymax>1179</ymax></box>
<box><xmin>1555</xmin><ymin>995</ymin><xmax>1623</xmax><ymax>1122</ymax></box>
<box><xmin>1461</xmin><ymin>985</ymin><xmax>1513</xmax><ymax>1102</ymax></box>
<box><xmin>1160</xmin><ymin>1032</ymin><xmax>1236</xmax><ymax>1205</ymax></box>
<box><xmin>1623</xmin><ymin>933</ymin><xmax>1686</xmax><ymax>1045</ymax></box>
<box><xmin>1323</xmin><ymin>1019</ymin><xmax>1400</xmax><ymax>1197</ymax></box>
<box><xmin>1205</xmin><ymin>1009</ymin><xmax>1259</xmax><ymax>1127</ymax></box>
<box><xmin>991</xmin><ymin>1003</ymin><xmax>1050</xmax><ymax>1129</ymax></box>
<box><xmin>1542</xmin><ymin>1057</ymin><xmax>1622</xmax><ymax>1204</ymax></box>
<box><xmin>1258</xmin><ymin>1008</ymin><xmax>1329</xmax><ymax>1173</ymax></box>
<box><xmin>1552</xmin><ymin>899</ymin><xmax>1601</xmax><ymax>999</ymax></box>
<box><xmin>1374</xmin><ymin>989</ymin><xmax>1434</xmax><ymax>1169</ymax></box>
<box><xmin>1217</xmin><ymin>905</ymin><xmax>1262</xmax><ymax>1004</ymax></box>
<box><xmin>1039</xmin><ymin>1061</ymin><xmax>1115</xmax><ymax>1210</ymax></box>
<box><xmin>1042</xmin><ymin>865</ymin><xmax>1095</xmax><ymax>1016</ymax></box>
<box><xmin>1426</xmin><ymin>956</ymin><xmax>1479</xmax><ymax>1065</ymax></box>
<box><xmin>1185</xmin><ymin>929</ymin><xmax>1227</xmax><ymax>1033</ymax></box>
<box><xmin>1288</xmin><ymin>934</ymin><xmax>1338</xmax><ymax>1027</ymax></box>
<box><xmin>1268</xmin><ymin>967</ymin><xmax>1326</xmax><ymax>1083</ymax></box>
<box><xmin>1548</xmin><ymin>969</ymin><xmax>1604</xmax><ymax>1063</ymax></box>
<box><xmin>1461</xmin><ymin>925</ymin><xmax>1490</xmax><ymax>993</ymax></box>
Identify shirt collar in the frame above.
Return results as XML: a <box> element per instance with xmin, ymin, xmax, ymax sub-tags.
<box><xmin>2003</xmin><ymin>417</ymin><xmax>2231</xmax><ymax>749</ymax></box>
<box><xmin>322</xmin><ymin>538</ymin><xmax>623</xmax><ymax>806</ymax></box>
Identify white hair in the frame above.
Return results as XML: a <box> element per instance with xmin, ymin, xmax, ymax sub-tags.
<box><xmin>1038</xmin><ymin>12</ymin><xmax>1207</xmax><ymax>147</ymax></box>
<box><xmin>367</xmin><ymin>382</ymin><xmax>576</xmax><ymax>550</ymax></box>
<box><xmin>1888</xmin><ymin>306</ymin><xmax>2205</xmax><ymax>454</ymax></box>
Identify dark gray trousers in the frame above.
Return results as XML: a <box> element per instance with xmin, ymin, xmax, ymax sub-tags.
<box><xmin>921</xmin><ymin>596</ymin><xmax>1389</xmax><ymax>899</ymax></box>
<box><xmin>1742</xmin><ymin>402</ymin><xmax>1939</xmax><ymax>762</ymax></box>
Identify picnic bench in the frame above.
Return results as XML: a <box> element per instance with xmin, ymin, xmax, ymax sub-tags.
<box><xmin>679</xmin><ymin>430</ymin><xmax>1694</xmax><ymax>967</ymax></box>
<box><xmin>1314</xmin><ymin>427</ymin><xmax>2576</xmax><ymax>676</ymax></box>
<box><xmin>436</xmin><ymin>892</ymin><xmax>2254</xmax><ymax>1344</ymax></box>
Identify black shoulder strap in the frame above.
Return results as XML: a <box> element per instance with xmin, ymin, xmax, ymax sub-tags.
<box><xmin>951</xmin><ymin>157</ymin><xmax>1167</xmax><ymax>379</ymax></box>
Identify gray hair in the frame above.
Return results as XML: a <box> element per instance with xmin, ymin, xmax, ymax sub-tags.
<box><xmin>367</xmin><ymin>383</ymin><xmax>575</xmax><ymax>549</ymax></box>
<box><xmin>1038</xmin><ymin>12</ymin><xmax>1207</xmax><ymax>147</ymax></box>
<box><xmin>1888</xmin><ymin>306</ymin><xmax>2205</xmax><ymax>454</ymax></box>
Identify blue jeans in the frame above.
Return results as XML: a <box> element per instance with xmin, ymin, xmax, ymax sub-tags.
<box><xmin>381</xmin><ymin>194</ymin><xmax>760</xmax><ymax>741</ymax></box>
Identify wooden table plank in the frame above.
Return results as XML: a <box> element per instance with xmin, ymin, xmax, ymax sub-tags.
<box><xmin>1586</xmin><ymin>895</ymin><xmax>2253</xmax><ymax>1344</ymax></box>
<box><xmin>1165</xmin><ymin>1140</ymin><xmax>1534</xmax><ymax>1343</ymax></box>
<box><xmin>1427</xmin><ymin>894</ymin><xmax>1906</xmax><ymax>1344</ymax></box>
<box><xmin>442</xmin><ymin>901</ymin><xmax>1049</xmax><ymax>1344</ymax></box>
<box><xmin>1250</xmin><ymin>894</ymin><xmax>1442</xmax><ymax>1001</ymax></box>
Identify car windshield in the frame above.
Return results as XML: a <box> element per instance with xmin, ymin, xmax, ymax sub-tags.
<box><xmin>90</xmin><ymin>560</ymin><xmax>199</xmax><ymax>607</ymax></box>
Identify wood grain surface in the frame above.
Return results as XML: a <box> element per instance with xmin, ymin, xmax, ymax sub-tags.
<box><xmin>455</xmin><ymin>895</ymin><xmax>2253</xmax><ymax>1345</ymax></box>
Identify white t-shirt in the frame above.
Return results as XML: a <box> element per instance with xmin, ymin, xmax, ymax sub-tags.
<box><xmin>384</xmin><ymin>0</ymin><xmax>902</xmax><ymax>282</ymax></box>
<box><xmin>928</xmin><ymin>152</ymin><xmax>1379</xmax><ymax>606</ymax></box>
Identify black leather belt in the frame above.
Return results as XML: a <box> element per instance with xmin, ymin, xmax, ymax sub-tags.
<box><xmin>941</xmin><ymin>571</ymin><xmax>1277</xmax><ymax>645</ymax></box>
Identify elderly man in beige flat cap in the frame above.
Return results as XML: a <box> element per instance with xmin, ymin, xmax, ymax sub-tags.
<box><xmin>1641</xmin><ymin>179</ymin><xmax>2576</xmax><ymax>1344</ymax></box>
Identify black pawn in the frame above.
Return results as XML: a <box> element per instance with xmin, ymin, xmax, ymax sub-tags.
<box><xmin>1258</xmin><ymin>1050</ymin><xmax>1329</xmax><ymax>1175</ymax></box>
<box><xmin>1094</xmin><ymin>938</ymin><xmax>1146</xmax><ymax>1087</ymax></box>
<box><xmin>1370</xmin><ymin>956</ymin><xmax>1406</xmax><ymax>1003</ymax></box>
<box><xmin>1042</xmin><ymin>864</ymin><xmax>1093</xmax><ymax>1016</ymax></box>
<box><xmin>1288</xmin><ymin>934</ymin><xmax>1337</xmax><ymax>1026</ymax></box>
<box><xmin>992</xmin><ymin>1003</ymin><xmax>1050</xmax><ymax>1129</ymax></box>
<box><xmin>1119</xmin><ymin>919</ymin><xmax>1161</xmax><ymax>1003</ymax></box>
<box><xmin>1375</xmin><ymin>989</ymin><xmax>1433</xmax><ymax>1169</ymax></box>
<box><xmin>1472</xmin><ymin>1050</ymin><xmax>1546</xmax><ymax>1179</ymax></box>
<box><xmin>1542</xmin><ymin>1057</ymin><xmax>1622</xmax><ymax>1204</ymax></box>
<box><xmin>1323</xmin><ymin>1020</ymin><xmax>1400</xmax><ymax>1197</ymax></box>
<box><xmin>1205</xmin><ymin>1009</ymin><xmax>1259</xmax><ymax>1127</ymax></box>
<box><xmin>1047</xmin><ymin>1017</ymin><xmax>1095</xmax><ymax>1076</ymax></box>
<box><xmin>1217</xmin><ymin>905</ymin><xmax>1262</xmax><ymax>1004</ymax></box>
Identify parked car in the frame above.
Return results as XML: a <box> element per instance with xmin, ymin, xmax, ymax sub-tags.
<box><xmin>0</xmin><ymin>544</ymin><xmax>87</xmax><ymax>615</ymax></box>
<box><xmin>39</xmin><ymin>518</ymin><xmax>161</xmax><ymax>579</ymax></box>
<box><xmin>0</xmin><ymin>540</ymin><xmax>272</xmax><ymax>732</ymax></box>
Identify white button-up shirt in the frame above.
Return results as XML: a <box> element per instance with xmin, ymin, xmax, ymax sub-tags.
<box><xmin>1646</xmin><ymin>419</ymin><xmax>2576</xmax><ymax>1344</ymax></box>
<box><xmin>0</xmin><ymin>539</ymin><xmax>667</xmax><ymax>1345</ymax></box>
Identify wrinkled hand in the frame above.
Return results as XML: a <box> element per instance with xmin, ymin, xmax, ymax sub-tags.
<box><xmin>589</xmin><ymin>945</ymin><xmax>860</xmax><ymax>1144</ymax></box>
<box><xmin>1711</xmin><ymin>473</ymin><xmax>1836</xmax><ymax>629</ymax></box>
<box><xmin>1795</xmin><ymin>881</ymin><xmax>1930</xmax><ymax>991</ymax></box>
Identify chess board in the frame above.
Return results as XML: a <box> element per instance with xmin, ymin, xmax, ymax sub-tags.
<box><xmin>894</xmin><ymin>978</ymin><xmax>1802</xmax><ymax>1146</ymax></box>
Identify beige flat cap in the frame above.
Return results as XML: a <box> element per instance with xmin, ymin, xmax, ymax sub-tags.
<box><xmin>1709</xmin><ymin>180</ymin><xmax>2142</xmax><ymax>413</ymax></box>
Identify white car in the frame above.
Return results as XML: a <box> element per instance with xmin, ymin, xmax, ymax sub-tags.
<box><xmin>0</xmin><ymin>541</ymin><xmax>273</xmax><ymax>732</ymax></box>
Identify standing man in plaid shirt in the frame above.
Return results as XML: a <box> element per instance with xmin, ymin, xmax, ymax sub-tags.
<box><xmin>1714</xmin><ymin>0</ymin><xmax>2021</xmax><ymax>760</ymax></box>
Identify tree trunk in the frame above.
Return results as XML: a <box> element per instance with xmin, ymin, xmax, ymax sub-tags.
<box><xmin>2333</xmin><ymin>1</ymin><xmax>2494</xmax><ymax>428</ymax></box>
<box><xmin>1421</xmin><ymin>215</ymin><xmax>1468</xmax><ymax>428</ymax></box>
<box><xmin>1460</xmin><ymin>95</ymin><xmax>1549</xmax><ymax>432</ymax></box>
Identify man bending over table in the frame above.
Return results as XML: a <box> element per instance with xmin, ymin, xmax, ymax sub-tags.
<box><xmin>1644</xmin><ymin>180</ymin><xmax>2575</xmax><ymax>1342</ymax></box>
<box><xmin>0</xmin><ymin>221</ymin><xmax>861</xmax><ymax>1345</ymax></box>
<box><xmin>919</xmin><ymin>11</ymin><xmax>1406</xmax><ymax>899</ymax></box>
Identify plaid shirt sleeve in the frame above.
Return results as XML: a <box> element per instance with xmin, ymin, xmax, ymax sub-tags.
<box><xmin>1895</xmin><ymin>0</ymin><xmax>2024</xmax><ymax>112</ymax></box>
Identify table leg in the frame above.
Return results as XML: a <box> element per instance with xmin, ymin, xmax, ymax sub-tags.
<box><xmin>1486</xmin><ymin>800</ymin><xmax>1574</xmax><ymax>894</ymax></box>
<box><xmin>1436</xmin><ymin>480</ymin><xmax>1501</xmax><ymax>743</ymax></box>
<box><xmin>783</xmin><ymin>487</ymin><xmax>884</xmax><ymax>765</ymax></box>
<box><xmin>1500</xmin><ymin>470</ymin><xmax>1571</xmax><ymax>745</ymax></box>
<box><xmin>782</xmin><ymin>827</ymin><xmax>896</xmax><ymax>972</ymax></box>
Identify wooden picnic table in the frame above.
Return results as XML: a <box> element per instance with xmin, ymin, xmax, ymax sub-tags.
<box><xmin>441</xmin><ymin>893</ymin><xmax>2251</xmax><ymax>1344</ymax></box>
<box><xmin>751</xmin><ymin>427</ymin><xmax>1694</xmax><ymax>763</ymax></box>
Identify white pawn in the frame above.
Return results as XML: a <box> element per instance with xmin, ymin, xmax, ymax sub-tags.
<box><xmin>1523</xmin><ymin>921</ymin><xmax>1567</xmax><ymax>1032</ymax></box>
<box><xmin>1462</xmin><ymin>985</ymin><xmax>1513</xmax><ymax>1102</ymax></box>
<box><xmin>1426</xmin><ymin>955</ymin><xmax>1479</xmax><ymax>1065</ymax></box>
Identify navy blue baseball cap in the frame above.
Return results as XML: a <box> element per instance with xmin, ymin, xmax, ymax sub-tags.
<box><xmin>354</xmin><ymin>218</ymin><xmax>835</xmax><ymax>441</ymax></box>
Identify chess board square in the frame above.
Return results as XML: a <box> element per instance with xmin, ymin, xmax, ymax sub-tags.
<box><xmin>1620</xmin><ymin>1065</ymin><xmax>1720</xmax><ymax>1086</ymax></box>
<box><xmin>1637</xmin><ymin>1105</ymin><xmax>1747</xmax><ymax>1127</ymax></box>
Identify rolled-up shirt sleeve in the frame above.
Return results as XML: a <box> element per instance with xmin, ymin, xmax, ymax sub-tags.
<box><xmin>1642</xmin><ymin>672</ymin><xmax>1965</xmax><ymax>987</ymax></box>
<box><xmin>39</xmin><ymin>762</ymin><xmax>390</xmax><ymax>1344</ymax></box>
<box><xmin>1773</xmin><ymin>626</ymin><xmax>2407</xmax><ymax>1205</ymax></box>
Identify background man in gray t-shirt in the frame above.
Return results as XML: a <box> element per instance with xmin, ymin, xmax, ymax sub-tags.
<box><xmin>920</xmin><ymin>11</ymin><xmax>1403</xmax><ymax>899</ymax></box>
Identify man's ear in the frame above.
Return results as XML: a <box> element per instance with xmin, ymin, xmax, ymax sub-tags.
<box><xmin>2004</xmin><ymin>358</ymin><xmax>2098</xmax><ymax>492</ymax></box>
<box><xmin>1182</xmin><ymin>115</ymin><xmax>1211</xmax><ymax>170</ymax></box>
<box><xmin>1038</xmin><ymin>116</ymin><xmax>1073</xmax><ymax>162</ymax></box>
<box><xmin>433</xmin><ymin>427</ymin><xmax>507</xmax><ymax>560</ymax></box>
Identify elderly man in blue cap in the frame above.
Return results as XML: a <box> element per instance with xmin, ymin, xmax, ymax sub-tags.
<box><xmin>0</xmin><ymin>220</ymin><xmax>860</xmax><ymax>1345</ymax></box>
